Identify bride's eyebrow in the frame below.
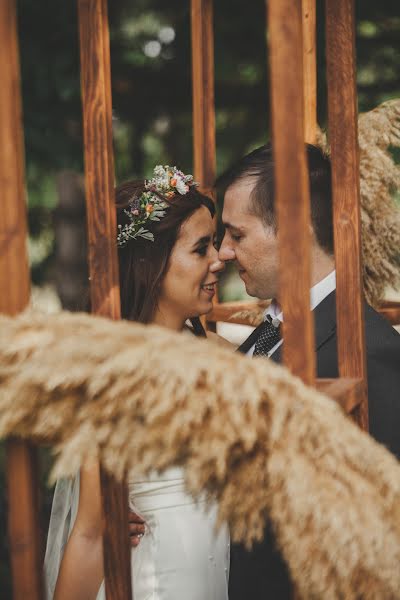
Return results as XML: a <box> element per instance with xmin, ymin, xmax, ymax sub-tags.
<box><xmin>192</xmin><ymin>235</ymin><xmax>211</xmax><ymax>249</ymax></box>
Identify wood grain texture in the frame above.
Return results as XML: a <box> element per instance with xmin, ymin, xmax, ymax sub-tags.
<box><xmin>0</xmin><ymin>0</ymin><xmax>30</xmax><ymax>315</ymax></box>
<box><xmin>191</xmin><ymin>0</ymin><xmax>216</xmax><ymax>199</ymax></box>
<box><xmin>302</xmin><ymin>0</ymin><xmax>317</xmax><ymax>143</ymax></box>
<box><xmin>191</xmin><ymin>0</ymin><xmax>218</xmax><ymax>333</ymax></box>
<box><xmin>100</xmin><ymin>470</ymin><xmax>133</xmax><ymax>600</ymax></box>
<box><xmin>266</xmin><ymin>0</ymin><xmax>316</xmax><ymax>385</ymax></box>
<box><xmin>378</xmin><ymin>301</ymin><xmax>400</xmax><ymax>326</ymax></box>
<box><xmin>6</xmin><ymin>440</ymin><xmax>43</xmax><ymax>600</ymax></box>
<box><xmin>316</xmin><ymin>377</ymin><xmax>363</xmax><ymax>414</ymax></box>
<box><xmin>78</xmin><ymin>0</ymin><xmax>119</xmax><ymax>319</ymax></box>
<box><xmin>325</xmin><ymin>0</ymin><xmax>368</xmax><ymax>431</ymax></box>
<box><xmin>78</xmin><ymin>1</ymin><xmax>132</xmax><ymax>598</ymax></box>
<box><xmin>207</xmin><ymin>300</ymin><xmax>269</xmax><ymax>325</ymax></box>
<box><xmin>0</xmin><ymin>2</ymin><xmax>43</xmax><ymax>598</ymax></box>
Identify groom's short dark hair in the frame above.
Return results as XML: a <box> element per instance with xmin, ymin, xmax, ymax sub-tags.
<box><xmin>217</xmin><ymin>143</ymin><xmax>334</xmax><ymax>255</ymax></box>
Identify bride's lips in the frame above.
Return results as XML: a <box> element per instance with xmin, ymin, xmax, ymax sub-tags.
<box><xmin>201</xmin><ymin>280</ymin><xmax>218</xmax><ymax>298</ymax></box>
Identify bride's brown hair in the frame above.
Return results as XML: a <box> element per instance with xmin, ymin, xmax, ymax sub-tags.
<box><xmin>116</xmin><ymin>180</ymin><xmax>215</xmax><ymax>336</ymax></box>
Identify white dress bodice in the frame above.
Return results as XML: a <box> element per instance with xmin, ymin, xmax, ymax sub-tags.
<box><xmin>45</xmin><ymin>469</ymin><xmax>230</xmax><ymax>600</ymax></box>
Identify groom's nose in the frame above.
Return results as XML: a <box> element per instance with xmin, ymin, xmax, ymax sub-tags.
<box><xmin>218</xmin><ymin>236</ymin><xmax>235</xmax><ymax>262</ymax></box>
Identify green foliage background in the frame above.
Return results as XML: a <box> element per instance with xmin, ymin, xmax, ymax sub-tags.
<box><xmin>20</xmin><ymin>0</ymin><xmax>400</xmax><ymax>287</ymax></box>
<box><xmin>1</xmin><ymin>0</ymin><xmax>400</xmax><ymax>597</ymax></box>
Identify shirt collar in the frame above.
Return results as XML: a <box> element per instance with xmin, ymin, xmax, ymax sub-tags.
<box><xmin>264</xmin><ymin>269</ymin><xmax>336</xmax><ymax>322</ymax></box>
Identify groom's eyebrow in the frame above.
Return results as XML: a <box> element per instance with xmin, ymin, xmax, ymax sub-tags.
<box><xmin>224</xmin><ymin>222</ymin><xmax>243</xmax><ymax>233</ymax></box>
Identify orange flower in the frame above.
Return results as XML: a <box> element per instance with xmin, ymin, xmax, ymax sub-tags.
<box><xmin>170</xmin><ymin>178</ymin><xmax>177</xmax><ymax>187</ymax></box>
<box><xmin>146</xmin><ymin>204</ymin><xmax>154</xmax><ymax>213</ymax></box>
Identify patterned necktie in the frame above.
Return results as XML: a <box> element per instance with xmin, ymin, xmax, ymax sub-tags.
<box><xmin>253</xmin><ymin>315</ymin><xmax>281</xmax><ymax>357</ymax></box>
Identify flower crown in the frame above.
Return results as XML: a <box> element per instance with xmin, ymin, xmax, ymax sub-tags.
<box><xmin>117</xmin><ymin>165</ymin><xmax>197</xmax><ymax>246</ymax></box>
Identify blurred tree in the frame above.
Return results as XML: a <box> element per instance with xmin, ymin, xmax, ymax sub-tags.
<box><xmin>16</xmin><ymin>0</ymin><xmax>400</xmax><ymax>289</ymax></box>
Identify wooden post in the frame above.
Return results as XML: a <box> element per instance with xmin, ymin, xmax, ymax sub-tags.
<box><xmin>302</xmin><ymin>0</ymin><xmax>317</xmax><ymax>143</ymax></box>
<box><xmin>0</xmin><ymin>0</ymin><xmax>29</xmax><ymax>314</ymax></box>
<box><xmin>191</xmin><ymin>0</ymin><xmax>216</xmax><ymax>200</ymax></box>
<box><xmin>0</xmin><ymin>1</ymin><xmax>44</xmax><ymax>599</ymax></box>
<box><xmin>266</xmin><ymin>0</ymin><xmax>316</xmax><ymax>385</ymax></box>
<box><xmin>191</xmin><ymin>0</ymin><xmax>218</xmax><ymax>331</ymax></box>
<box><xmin>78</xmin><ymin>1</ymin><xmax>132</xmax><ymax>598</ymax></box>
<box><xmin>325</xmin><ymin>0</ymin><xmax>368</xmax><ymax>430</ymax></box>
<box><xmin>6</xmin><ymin>442</ymin><xmax>43</xmax><ymax>600</ymax></box>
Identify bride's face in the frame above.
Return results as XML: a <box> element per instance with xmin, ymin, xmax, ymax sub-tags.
<box><xmin>156</xmin><ymin>205</ymin><xmax>223</xmax><ymax>329</ymax></box>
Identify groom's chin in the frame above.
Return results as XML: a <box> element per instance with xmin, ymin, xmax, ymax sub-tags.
<box><xmin>244</xmin><ymin>283</ymin><xmax>257</xmax><ymax>298</ymax></box>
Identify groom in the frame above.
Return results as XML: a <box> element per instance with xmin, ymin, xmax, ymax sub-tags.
<box><xmin>217</xmin><ymin>142</ymin><xmax>400</xmax><ymax>599</ymax></box>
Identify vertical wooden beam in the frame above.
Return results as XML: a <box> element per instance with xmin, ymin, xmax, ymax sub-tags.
<box><xmin>325</xmin><ymin>0</ymin><xmax>368</xmax><ymax>430</ymax></box>
<box><xmin>0</xmin><ymin>0</ymin><xmax>29</xmax><ymax>313</ymax></box>
<box><xmin>267</xmin><ymin>0</ymin><xmax>316</xmax><ymax>385</ymax></box>
<box><xmin>302</xmin><ymin>0</ymin><xmax>317</xmax><ymax>143</ymax></box>
<box><xmin>6</xmin><ymin>442</ymin><xmax>43</xmax><ymax>600</ymax></box>
<box><xmin>77</xmin><ymin>1</ymin><xmax>132</xmax><ymax>598</ymax></box>
<box><xmin>191</xmin><ymin>0</ymin><xmax>216</xmax><ymax>199</ymax></box>
<box><xmin>191</xmin><ymin>0</ymin><xmax>218</xmax><ymax>331</ymax></box>
<box><xmin>78</xmin><ymin>0</ymin><xmax>119</xmax><ymax>319</ymax></box>
<box><xmin>0</xmin><ymin>2</ymin><xmax>44</xmax><ymax>599</ymax></box>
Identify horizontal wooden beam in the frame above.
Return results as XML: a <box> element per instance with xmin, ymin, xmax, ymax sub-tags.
<box><xmin>377</xmin><ymin>301</ymin><xmax>400</xmax><ymax>326</ymax></box>
<box><xmin>207</xmin><ymin>300</ymin><xmax>268</xmax><ymax>326</ymax></box>
<box><xmin>316</xmin><ymin>377</ymin><xmax>363</xmax><ymax>414</ymax></box>
<box><xmin>378</xmin><ymin>306</ymin><xmax>400</xmax><ymax>326</ymax></box>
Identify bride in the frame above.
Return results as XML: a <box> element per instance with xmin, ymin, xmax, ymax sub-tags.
<box><xmin>44</xmin><ymin>165</ymin><xmax>230</xmax><ymax>600</ymax></box>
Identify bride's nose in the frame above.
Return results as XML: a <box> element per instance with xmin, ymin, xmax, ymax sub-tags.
<box><xmin>210</xmin><ymin>258</ymin><xmax>224</xmax><ymax>274</ymax></box>
<box><xmin>209</xmin><ymin>245</ymin><xmax>224</xmax><ymax>273</ymax></box>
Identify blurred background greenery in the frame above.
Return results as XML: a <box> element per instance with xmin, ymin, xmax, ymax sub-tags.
<box><xmin>1</xmin><ymin>0</ymin><xmax>400</xmax><ymax>596</ymax></box>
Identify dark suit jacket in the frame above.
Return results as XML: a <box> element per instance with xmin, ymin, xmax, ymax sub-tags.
<box><xmin>229</xmin><ymin>291</ymin><xmax>400</xmax><ymax>599</ymax></box>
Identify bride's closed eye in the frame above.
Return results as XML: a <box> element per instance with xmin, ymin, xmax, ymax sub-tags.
<box><xmin>193</xmin><ymin>234</ymin><xmax>216</xmax><ymax>257</ymax></box>
<box><xmin>195</xmin><ymin>245</ymin><xmax>209</xmax><ymax>257</ymax></box>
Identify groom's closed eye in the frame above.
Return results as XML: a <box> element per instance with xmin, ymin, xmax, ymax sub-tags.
<box><xmin>224</xmin><ymin>223</ymin><xmax>244</xmax><ymax>242</ymax></box>
<box><xmin>193</xmin><ymin>235</ymin><xmax>213</xmax><ymax>256</ymax></box>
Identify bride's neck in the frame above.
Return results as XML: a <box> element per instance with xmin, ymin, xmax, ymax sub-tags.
<box><xmin>152</xmin><ymin>305</ymin><xmax>185</xmax><ymax>332</ymax></box>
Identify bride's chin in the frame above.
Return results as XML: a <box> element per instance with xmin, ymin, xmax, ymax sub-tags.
<box><xmin>189</xmin><ymin>304</ymin><xmax>213</xmax><ymax>320</ymax></box>
<box><xmin>201</xmin><ymin>301</ymin><xmax>214</xmax><ymax>315</ymax></box>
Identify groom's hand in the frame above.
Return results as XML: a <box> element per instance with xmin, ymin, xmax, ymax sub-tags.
<box><xmin>129</xmin><ymin>510</ymin><xmax>145</xmax><ymax>547</ymax></box>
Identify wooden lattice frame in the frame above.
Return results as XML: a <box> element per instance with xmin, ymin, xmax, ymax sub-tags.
<box><xmin>1</xmin><ymin>1</ymin><xmax>399</xmax><ymax>599</ymax></box>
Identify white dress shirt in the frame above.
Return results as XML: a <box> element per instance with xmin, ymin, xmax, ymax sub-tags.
<box><xmin>247</xmin><ymin>270</ymin><xmax>336</xmax><ymax>357</ymax></box>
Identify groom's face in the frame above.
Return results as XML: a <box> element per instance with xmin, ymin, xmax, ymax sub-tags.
<box><xmin>219</xmin><ymin>179</ymin><xmax>279</xmax><ymax>300</ymax></box>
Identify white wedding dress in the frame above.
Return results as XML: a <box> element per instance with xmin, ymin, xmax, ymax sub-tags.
<box><xmin>44</xmin><ymin>468</ymin><xmax>230</xmax><ymax>600</ymax></box>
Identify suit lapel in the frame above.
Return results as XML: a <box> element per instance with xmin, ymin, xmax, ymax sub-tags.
<box><xmin>313</xmin><ymin>290</ymin><xmax>337</xmax><ymax>350</ymax></box>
